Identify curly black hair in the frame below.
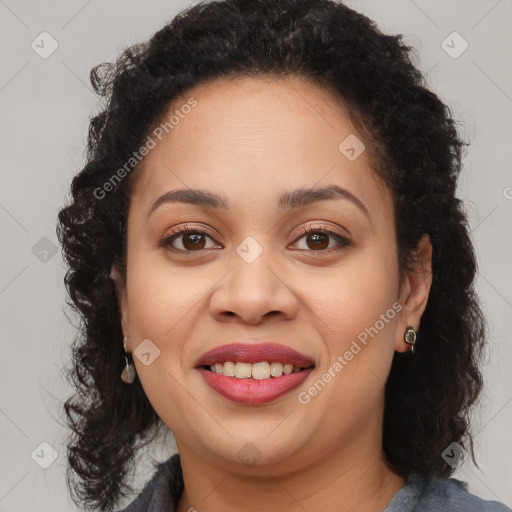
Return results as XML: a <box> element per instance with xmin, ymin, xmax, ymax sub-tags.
<box><xmin>56</xmin><ymin>0</ymin><xmax>487</xmax><ymax>510</ymax></box>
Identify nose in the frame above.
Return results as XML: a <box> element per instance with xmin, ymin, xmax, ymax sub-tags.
<box><xmin>208</xmin><ymin>251</ymin><xmax>299</xmax><ymax>325</ymax></box>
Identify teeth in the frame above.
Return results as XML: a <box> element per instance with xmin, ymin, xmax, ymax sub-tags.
<box><xmin>209</xmin><ymin>361</ymin><xmax>307</xmax><ymax>379</ymax></box>
<box><xmin>223</xmin><ymin>361</ymin><xmax>236</xmax><ymax>377</ymax></box>
<box><xmin>270</xmin><ymin>362</ymin><xmax>283</xmax><ymax>377</ymax></box>
<box><xmin>252</xmin><ymin>362</ymin><xmax>270</xmax><ymax>380</ymax></box>
<box><xmin>235</xmin><ymin>362</ymin><xmax>252</xmax><ymax>378</ymax></box>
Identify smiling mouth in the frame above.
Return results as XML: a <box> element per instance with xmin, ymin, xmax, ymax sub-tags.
<box><xmin>201</xmin><ymin>361</ymin><xmax>315</xmax><ymax>380</ymax></box>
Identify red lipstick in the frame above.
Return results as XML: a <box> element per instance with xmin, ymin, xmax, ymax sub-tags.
<box><xmin>196</xmin><ymin>342</ymin><xmax>315</xmax><ymax>405</ymax></box>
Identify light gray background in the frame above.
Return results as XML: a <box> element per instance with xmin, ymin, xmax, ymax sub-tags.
<box><xmin>0</xmin><ymin>0</ymin><xmax>511</xmax><ymax>510</ymax></box>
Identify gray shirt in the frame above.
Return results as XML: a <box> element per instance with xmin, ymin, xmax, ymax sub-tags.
<box><xmin>117</xmin><ymin>453</ymin><xmax>510</xmax><ymax>512</ymax></box>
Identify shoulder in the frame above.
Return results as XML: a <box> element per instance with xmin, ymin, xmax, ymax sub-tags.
<box><xmin>115</xmin><ymin>453</ymin><xmax>182</xmax><ymax>512</ymax></box>
<box><xmin>407</xmin><ymin>472</ymin><xmax>510</xmax><ymax>512</ymax></box>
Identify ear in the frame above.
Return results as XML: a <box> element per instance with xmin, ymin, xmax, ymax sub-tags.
<box><xmin>110</xmin><ymin>264</ymin><xmax>130</xmax><ymax>350</ymax></box>
<box><xmin>395</xmin><ymin>234</ymin><xmax>433</xmax><ymax>353</ymax></box>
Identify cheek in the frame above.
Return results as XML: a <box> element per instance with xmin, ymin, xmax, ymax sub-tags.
<box><xmin>296</xmin><ymin>255</ymin><xmax>399</xmax><ymax>437</ymax></box>
<box><xmin>306</xmin><ymin>246</ymin><xmax>399</xmax><ymax>349</ymax></box>
<box><xmin>126</xmin><ymin>249</ymin><xmax>205</xmax><ymax>337</ymax></box>
<box><xmin>124</xmin><ymin>262</ymin><xmax>202</xmax><ymax>424</ymax></box>
<box><xmin>123</xmin><ymin>265</ymin><xmax>200</xmax><ymax>392</ymax></box>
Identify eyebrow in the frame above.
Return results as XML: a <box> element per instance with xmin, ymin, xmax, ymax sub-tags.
<box><xmin>146</xmin><ymin>184</ymin><xmax>370</xmax><ymax>220</ymax></box>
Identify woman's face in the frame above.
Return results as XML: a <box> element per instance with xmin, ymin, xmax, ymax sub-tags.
<box><xmin>114</xmin><ymin>75</ymin><xmax>432</xmax><ymax>474</ymax></box>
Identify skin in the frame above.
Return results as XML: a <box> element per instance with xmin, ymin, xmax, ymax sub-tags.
<box><xmin>112</xmin><ymin>75</ymin><xmax>433</xmax><ymax>512</ymax></box>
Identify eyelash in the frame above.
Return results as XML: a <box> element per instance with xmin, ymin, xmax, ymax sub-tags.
<box><xmin>159</xmin><ymin>223</ymin><xmax>351</xmax><ymax>254</ymax></box>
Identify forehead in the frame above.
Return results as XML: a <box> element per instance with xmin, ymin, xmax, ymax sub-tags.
<box><xmin>129</xmin><ymin>75</ymin><xmax>389</xmax><ymax>217</ymax></box>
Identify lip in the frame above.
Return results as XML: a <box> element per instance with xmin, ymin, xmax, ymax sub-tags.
<box><xmin>199</xmin><ymin>367</ymin><xmax>314</xmax><ymax>405</ymax></box>
<box><xmin>195</xmin><ymin>342</ymin><xmax>314</xmax><ymax>368</ymax></box>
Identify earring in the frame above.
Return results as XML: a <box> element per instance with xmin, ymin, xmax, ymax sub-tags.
<box><xmin>121</xmin><ymin>336</ymin><xmax>136</xmax><ymax>384</ymax></box>
<box><xmin>404</xmin><ymin>326</ymin><xmax>416</xmax><ymax>354</ymax></box>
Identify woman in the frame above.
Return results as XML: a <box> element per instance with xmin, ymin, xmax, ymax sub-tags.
<box><xmin>56</xmin><ymin>0</ymin><xmax>510</xmax><ymax>511</ymax></box>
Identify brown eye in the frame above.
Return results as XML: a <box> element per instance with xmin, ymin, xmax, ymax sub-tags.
<box><xmin>160</xmin><ymin>224</ymin><xmax>350</xmax><ymax>254</ymax></box>
<box><xmin>304</xmin><ymin>232</ymin><xmax>329</xmax><ymax>250</ymax></box>
<box><xmin>160</xmin><ymin>227</ymin><xmax>220</xmax><ymax>252</ymax></box>
<box><xmin>292</xmin><ymin>225</ymin><xmax>351</xmax><ymax>252</ymax></box>
<box><xmin>181</xmin><ymin>232</ymin><xmax>207</xmax><ymax>250</ymax></box>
